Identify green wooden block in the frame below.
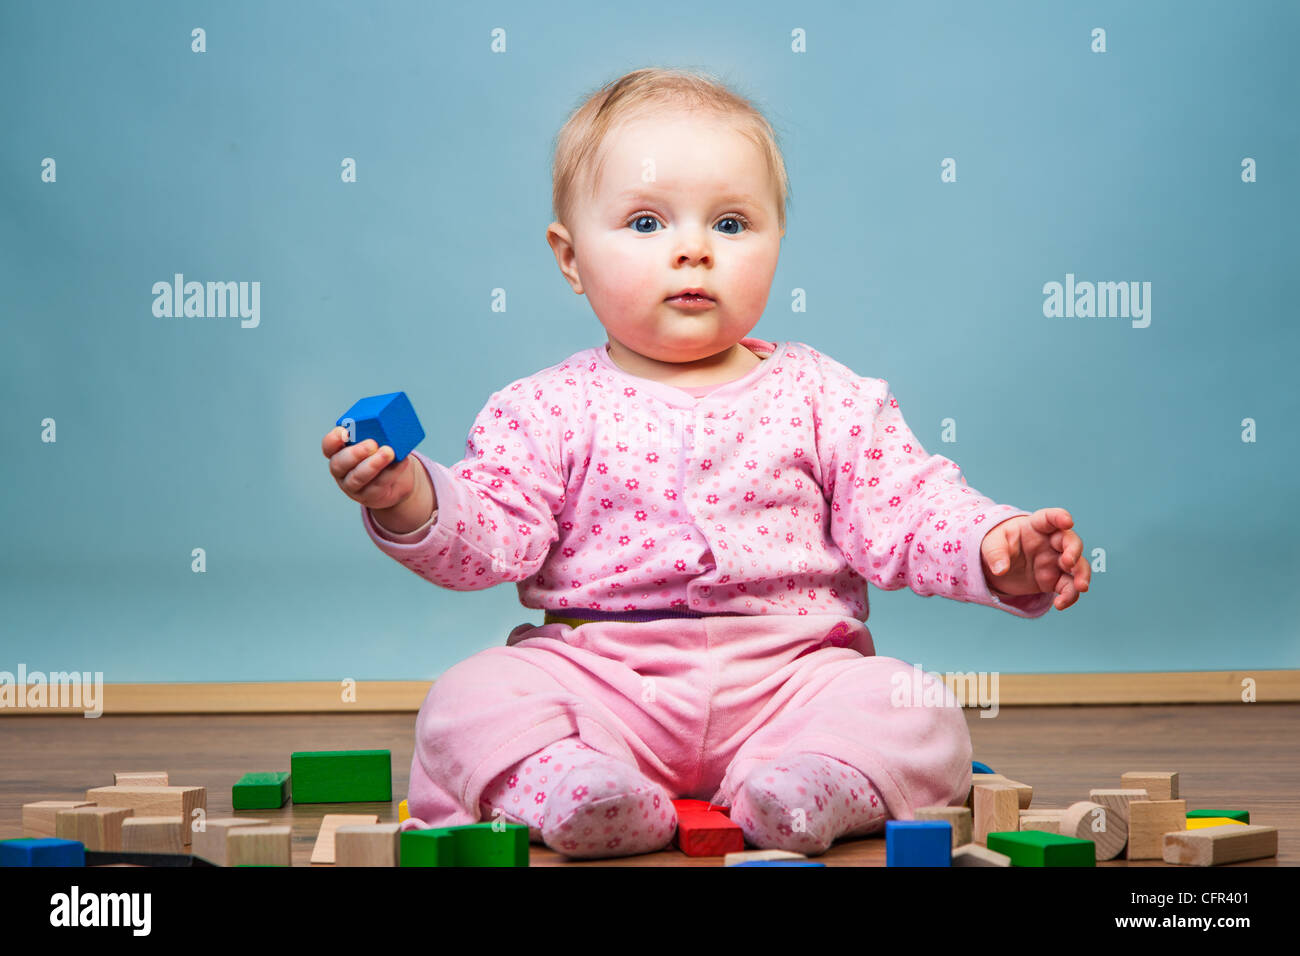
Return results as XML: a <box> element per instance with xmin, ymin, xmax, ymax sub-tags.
<box><xmin>986</xmin><ymin>830</ymin><xmax>1096</xmax><ymax>867</ymax></box>
<box><xmin>398</xmin><ymin>824</ymin><xmax>530</xmax><ymax>867</ymax></box>
<box><xmin>399</xmin><ymin>829</ymin><xmax>456</xmax><ymax>867</ymax></box>
<box><xmin>1187</xmin><ymin>808</ymin><xmax>1249</xmax><ymax>824</ymax></box>
<box><xmin>232</xmin><ymin>772</ymin><xmax>291</xmax><ymax>810</ymax></box>
<box><xmin>290</xmin><ymin>750</ymin><xmax>391</xmax><ymax>804</ymax></box>
<box><xmin>433</xmin><ymin>824</ymin><xmax>530</xmax><ymax>867</ymax></box>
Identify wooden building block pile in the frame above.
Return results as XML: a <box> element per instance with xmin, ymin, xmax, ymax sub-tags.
<box><xmin>3</xmin><ymin>757</ymin><xmax>1281</xmax><ymax>869</ymax></box>
<box><xmin>945</xmin><ymin>767</ymin><xmax>1278</xmax><ymax>867</ymax></box>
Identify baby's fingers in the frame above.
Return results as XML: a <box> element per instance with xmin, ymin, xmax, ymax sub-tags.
<box><xmin>1053</xmin><ymin>571</ymin><xmax>1077</xmax><ymax>610</ymax></box>
<box><xmin>1055</xmin><ymin>529</ymin><xmax>1084</xmax><ymax>571</ymax></box>
<box><xmin>341</xmin><ymin>444</ymin><xmax>394</xmax><ymax>494</ymax></box>
<box><xmin>329</xmin><ymin>437</ymin><xmax>371</xmax><ymax>480</ymax></box>
<box><xmin>1072</xmin><ymin>554</ymin><xmax>1091</xmax><ymax>593</ymax></box>
<box><xmin>321</xmin><ymin>426</ymin><xmax>351</xmax><ymax>458</ymax></box>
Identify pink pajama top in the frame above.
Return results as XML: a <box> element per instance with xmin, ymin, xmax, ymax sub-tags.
<box><xmin>360</xmin><ymin>337</ymin><xmax>1054</xmax><ymax>621</ymax></box>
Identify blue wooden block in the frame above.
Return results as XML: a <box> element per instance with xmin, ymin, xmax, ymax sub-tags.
<box><xmin>731</xmin><ymin>860</ymin><xmax>826</xmax><ymax>867</ymax></box>
<box><xmin>0</xmin><ymin>838</ymin><xmax>85</xmax><ymax>867</ymax></box>
<box><xmin>885</xmin><ymin>821</ymin><xmax>952</xmax><ymax>867</ymax></box>
<box><xmin>972</xmin><ymin>760</ymin><xmax>996</xmax><ymax>775</ymax></box>
<box><xmin>336</xmin><ymin>391</ymin><xmax>425</xmax><ymax>463</ymax></box>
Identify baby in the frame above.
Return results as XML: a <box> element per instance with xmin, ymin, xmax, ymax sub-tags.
<box><xmin>321</xmin><ymin>67</ymin><xmax>1090</xmax><ymax>860</ymax></box>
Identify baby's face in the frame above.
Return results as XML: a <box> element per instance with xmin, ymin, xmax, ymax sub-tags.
<box><xmin>549</xmin><ymin>111</ymin><xmax>783</xmax><ymax>368</ymax></box>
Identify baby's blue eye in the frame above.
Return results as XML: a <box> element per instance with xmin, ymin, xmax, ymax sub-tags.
<box><xmin>627</xmin><ymin>214</ymin><xmax>749</xmax><ymax>235</ymax></box>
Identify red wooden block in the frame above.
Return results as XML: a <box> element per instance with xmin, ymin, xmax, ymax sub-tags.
<box><xmin>672</xmin><ymin>799</ymin><xmax>731</xmax><ymax>817</ymax></box>
<box><xmin>673</xmin><ymin>806</ymin><xmax>744</xmax><ymax>856</ymax></box>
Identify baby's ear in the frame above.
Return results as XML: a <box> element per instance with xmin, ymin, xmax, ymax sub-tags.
<box><xmin>545</xmin><ymin>222</ymin><xmax>584</xmax><ymax>294</ymax></box>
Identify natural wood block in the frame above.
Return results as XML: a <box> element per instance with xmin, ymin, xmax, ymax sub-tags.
<box><xmin>311</xmin><ymin>813</ymin><xmax>379</xmax><ymax>864</ymax></box>
<box><xmin>1059</xmin><ymin>801</ymin><xmax>1126</xmax><ymax>860</ymax></box>
<box><xmin>228</xmin><ymin>826</ymin><xmax>292</xmax><ymax>867</ymax></box>
<box><xmin>55</xmin><ymin>806</ymin><xmax>132</xmax><ymax>851</ymax></box>
<box><xmin>1088</xmin><ymin>789</ymin><xmax>1149</xmax><ymax>830</ymax></box>
<box><xmin>1163</xmin><ymin>825</ymin><xmax>1278</xmax><ymax>866</ymax></box>
<box><xmin>916</xmin><ymin>806</ymin><xmax>973</xmax><ymax>847</ymax></box>
<box><xmin>335</xmin><ymin>823</ymin><xmax>401</xmax><ymax>867</ymax></box>
<box><xmin>190</xmin><ymin>817</ymin><xmax>270</xmax><ymax>865</ymax></box>
<box><xmin>1019</xmin><ymin>809</ymin><xmax>1065</xmax><ymax>834</ymax></box>
<box><xmin>964</xmin><ymin>774</ymin><xmax>1005</xmax><ymax>808</ymax></box>
<box><xmin>723</xmin><ymin>849</ymin><xmax>808</xmax><ymax>866</ymax></box>
<box><xmin>966</xmin><ymin>774</ymin><xmax>1032</xmax><ymax>810</ymax></box>
<box><xmin>1000</xmin><ymin>778</ymin><xmax>1033</xmax><ymax>810</ymax></box>
<box><xmin>114</xmin><ymin>771</ymin><xmax>169</xmax><ymax>787</ymax></box>
<box><xmin>1187</xmin><ymin>817</ymin><xmax>1247</xmax><ymax>830</ymax></box>
<box><xmin>121</xmin><ymin>816</ymin><xmax>184</xmax><ymax>854</ymax></box>
<box><xmin>1120</xmin><ymin>771</ymin><xmax>1178</xmax><ymax>801</ymax></box>
<box><xmin>83</xmin><ymin>786</ymin><xmax>206</xmax><ymax>845</ymax></box>
<box><xmin>1128</xmin><ymin>800</ymin><xmax>1187</xmax><ymax>860</ymax></box>
<box><xmin>22</xmin><ymin>801</ymin><xmax>94</xmax><ymax>838</ymax></box>
<box><xmin>973</xmin><ymin>784</ymin><xmax>1020</xmax><ymax>845</ymax></box>
<box><xmin>951</xmin><ymin>844</ymin><xmax>1012</xmax><ymax>866</ymax></box>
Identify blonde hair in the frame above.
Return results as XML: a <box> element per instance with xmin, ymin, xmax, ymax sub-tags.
<box><xmin>550</xmin><ymin>67</ymin><xmax>791</xmax><ymax>234</ymax></box>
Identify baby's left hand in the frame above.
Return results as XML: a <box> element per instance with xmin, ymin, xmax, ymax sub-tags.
<box><xmin>980</xmin><ymin>508</ymin><xmax>1090</xmax><ymax>611</ymax></box>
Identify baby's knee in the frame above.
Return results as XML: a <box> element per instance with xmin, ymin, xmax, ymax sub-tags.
<box><xmin>420</xmin><ymin>647</ymin><xmax>532</xmax><ymax>712</ymax></box>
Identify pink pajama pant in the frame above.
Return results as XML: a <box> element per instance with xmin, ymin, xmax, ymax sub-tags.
<box><xmin>403</xmin><ymin>608</ymin><xmax>973</xmax><ymax>830</ymax></box>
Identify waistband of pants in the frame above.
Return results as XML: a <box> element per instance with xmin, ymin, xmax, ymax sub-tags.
<box><xmin>541</xmin><ymin>607</ymin><xmax>747</xmax><ymax>627</ymax></box>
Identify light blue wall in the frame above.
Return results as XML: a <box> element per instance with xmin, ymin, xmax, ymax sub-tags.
<box><xmin>3</xmin><ymin>0</ymin><xmax>1297</xmax><ymax>683</ymax></box>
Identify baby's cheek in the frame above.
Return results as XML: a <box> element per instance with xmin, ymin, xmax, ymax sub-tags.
<box><xmin>590</xmin><ymin>247</ymin><xmax>658</xmax><ymax>316</ymax></box>
<box><xmin>732</xmin><ymin>254</ymin><xmax>777</xmax><ymax>313</ymax></box>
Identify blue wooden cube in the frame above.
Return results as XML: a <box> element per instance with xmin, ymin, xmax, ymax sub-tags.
<box><xmin>885</xmin><ymin>820</ymin><xmax>952</xmax><ymax>867</ymax></box>
<box><xmin>336</xmin><ymin>391</ymin><xmax>425</xmax><ymax>463</ymax></box>
<box><xmin>730</xmin><ymin>860</ymin><xmax>826</xmax><ymax>867</ymax></box>
<box><xmin>0</xmin><ymin>838</ymin><xmax>85</xmax><ymax>867</ymax></box>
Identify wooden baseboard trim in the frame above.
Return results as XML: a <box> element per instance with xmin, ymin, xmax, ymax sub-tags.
<box><xmin>0</xmin><ymin>670</ymin><xmax>1295</xmax><ymax>715</ymax></box>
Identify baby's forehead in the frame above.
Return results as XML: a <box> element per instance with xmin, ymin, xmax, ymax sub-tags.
<box><xmin>587</xmin><ymin>114</ymin><xmax>766</xmax><ymax>196</ymax></box>
<box><xmin>601</xmin><ymin>110</ymin><xmax>743</xmax><ymax>152</ymax></box>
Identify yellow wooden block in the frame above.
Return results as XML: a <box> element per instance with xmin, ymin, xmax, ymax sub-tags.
<box><xmin>398</xmin><ymin>799</ymin><xmax>409</xmax><ymax>822</ymax></box>
<box><xmin>1186</xmin><ymin>816</ymin><xmax>1247</xmax><ymax>830</ymax></box>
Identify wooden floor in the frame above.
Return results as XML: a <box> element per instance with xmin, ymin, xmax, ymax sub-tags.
<box><xmin>2</xmin><ymin>704</ymin><xmax>1293</xmax><ymax>866</ymax></box>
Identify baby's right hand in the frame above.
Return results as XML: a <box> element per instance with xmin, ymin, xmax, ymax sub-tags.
<box><xmin>322</xmin><ymin>426</ymin><xmax>419</xmax><ymax>511</ymax></box>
